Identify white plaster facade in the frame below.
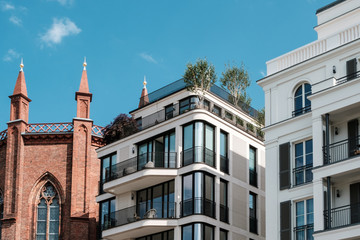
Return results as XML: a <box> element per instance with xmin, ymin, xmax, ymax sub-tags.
<box><xmin>96</xmin><ymin>82</ymin><xmax>265</xmax><ymax>240</ymax></box>
<box><xmin>258</xmin><ymin>0</ymin><xmax>360</xmax><ymax>239</ymax></box>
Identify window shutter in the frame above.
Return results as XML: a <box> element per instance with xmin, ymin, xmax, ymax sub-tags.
<box><xmin>348</xmin><ymin>119</ymin><xmax>359</xmax><ymax>157</ymax></box>
<box><xmin>280</xmin><ymin>201</ymin><xmax>291</xmax><ymax>240</ymax></box>
<box><xmin>347</xmin><ymin>58</ymin><xmax>357</xmax><ymax>80</ymax></box>
<box><xmin>279</xmin><ymin>143</ymin><xmax>291</xmax><ymax>190</ymax></box>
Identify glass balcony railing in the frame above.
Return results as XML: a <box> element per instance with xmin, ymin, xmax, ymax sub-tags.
<box><xmin>181</xmin><ymin>147</ymin><xmax>216</xmax><ymax>168</ymax></box>
<box><xmin>180</xmin><ymin>197</ymin><xmax>216</xmax><ymax>219</ymax></box>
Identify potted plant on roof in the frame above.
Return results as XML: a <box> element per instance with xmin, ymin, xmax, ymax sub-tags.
<box><xmin>183</xmin><ymin>58</ymin><xmax>216</xmax><ymax>108</ymax></box>
<box><xmin>103</xmin><ymin>113</ymin><xmax>138</xmax><ymax>144</ymax></box>
<box><xmin>220</xmin><ymin>63</ymin><xmax>251</xmax><ymax>112</ymax></box>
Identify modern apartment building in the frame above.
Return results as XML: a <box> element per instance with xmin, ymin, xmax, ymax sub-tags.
<box><xmin>258</xmin><ymin>0</ymin><xmax>360</xmax><ymax>239</ymax></box>
<box><xmin>96</xmin><ymin>79</ymin><xmax>265</xmax><ymax>240</ymax></box>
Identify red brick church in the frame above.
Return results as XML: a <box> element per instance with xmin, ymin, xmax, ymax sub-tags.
<box><xmin>0</xmin><ymin>60</ymin><xmax>104</xmax><ymax>239</ymax></box>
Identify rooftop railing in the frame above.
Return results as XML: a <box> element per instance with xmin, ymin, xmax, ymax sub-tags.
<box><xmin>24</xmin><ymin>123</ymin><xmax>104</xmax><ymax>137</ymax></box>
<box><xmin>0</xmin><ymin>129</ymin><xmax>7</xmax><ymax>141</ymax></box>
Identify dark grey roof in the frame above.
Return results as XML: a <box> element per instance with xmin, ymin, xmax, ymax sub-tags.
<box><xmin>316</xmin><ymin>0</ymin><xmax>347</xmax><ymax>14</ymax></box>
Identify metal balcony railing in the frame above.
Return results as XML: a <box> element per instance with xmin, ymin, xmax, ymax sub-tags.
<box><xmin>220</xmin><ymin>155</ymin><xmax>229</xmax><ymax>174</ymax></box>
<box><xmin>292</xmin><ymin>105</ymin><xmax>311</xmax><ymax>117</ymax></box>
<box><xmin>293</xmin><ymin>224</ymin><xmax>314</xmax><ymax>240</ymax></box>
<box><xmin>323</xmin><ymin>135</ymin><xmax>360</xmax><ymax>165</ymax></box>
<box><xmin>103</xmin><ymin>202</ymin><xmax>177</xmax><ymax>230</ymax></box>
<box><xmin>180</xmin><ymin>197</ymin><xmax>216</xmax><ymax>218</ymax></box>
<box><xmin>104</xmin><ymin>152</ymin><xmax>177</xmax><ymax>183</ymax></box>
<box><xmin>181</xmin><ymin>147</ymin><xmax>216</xmax><ymax>168</ymax></box>
<box><xmin>249</xmin><ymin>169</ymin><xmax>258</xmax><ymax>187</ymax></box>
<box><xmin>220</xmin><ymin>204</ymin><xmax>229</xmax><ymax>223</ymax></box>
<box><xmin>336</xmin><ymin>70</ymin><xmax>360</xmax><ymax>85</ymax></box>
<box><xmin>324</xmin><ymin>202</ymin><xmax>360</xmax><ymax>229</ymax></box>
<box><xmin>293</xmin><ymin>164</ymin><xmax>313</xmax><ymax>186</ymax></box>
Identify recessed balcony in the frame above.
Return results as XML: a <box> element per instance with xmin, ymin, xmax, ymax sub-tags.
<box><xmin>180</xmin><ymin>197</ymin><xmax>216</xmax><ymax>219</ymax></box>
<box><xmin>181</xmin><ymin>147</ymin><xmax>216</xmax><ymax>168</ymax></box>
<box><xmin>102</xmin><ymin>202</ymin><xmax>177</xmax><ymax>239</ymax></box>
<box><xmin>323</xmin><ymin>136</ymin><xmax>360</xmax><ymax>166</ymax></box>
<box><xmin>103</xmin><ymin>152</ymin><xmax>178</xmax><ymax>195</ymax></box>
<box><xmin>324</xmin><ymin>203</ymin><xmax>360</xmax><ymax>230</ymax></box>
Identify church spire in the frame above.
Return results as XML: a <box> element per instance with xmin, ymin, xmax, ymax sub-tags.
<box><xmin>9</xmin><ymin>59</ymin><xmax>31</xmax><ymax>122</ymax></box>
<box><xmin>138</xmin><ymin>76</ymin><xmax>149</xmax><ymax>108</ymax></box>
<box><xmin>75</xmin><ymin>58</ymin><xmax>92</xmax><ymax>119</ymax></box>
<box><xmin>12</xmin><ymin>58</ymin><xmax>28</xmax><ymax>97</ymax></box>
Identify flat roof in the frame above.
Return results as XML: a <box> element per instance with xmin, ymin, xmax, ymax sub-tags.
<box><xmin>316</xmin><ymin>0</ymin><xmax>347</xmax><ymax>14</ymax></box>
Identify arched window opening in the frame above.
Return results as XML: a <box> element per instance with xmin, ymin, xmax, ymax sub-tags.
<box><xmin>293</xmin><ymin>83</ymin><xmax>311</xmax><ymax>117</ymax></box>
<box><xmin>36</xmin><ymin>183</ymin><xmax>60</xmax><ymax>240</ymax></box>
<box><xmin>0</xmin><ymin>190</ymin><xmax>3</xmax><ymax>240</ymax></box>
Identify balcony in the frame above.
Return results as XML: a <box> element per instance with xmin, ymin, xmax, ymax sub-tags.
<box><xmin>103</xmin><ymin>152</ymin><xmax>178</xmax><ymax>195</ymax></box>
<box><xmin>181</xmin><ymin>147</ymin><xmax>215</xmax><ymax>168</ymax></box>
<box><xmin>292</xmin><ymin>105</ymin><xmax>311</xmax><ymax>117</ymax></box>
<box><xmin>220</xmin><ymin>155</ymin><xmax>229</xmax><ymax>174</ymax></box>
<box><xmin>220</xmin><ymin>204</ymin><xmax>229</xmax><ymax>223</ymax></box>
<box><xmin>293</xmin><ymin>164</ymin><xmax>313</xmax><ymax>187</ymax></box>
<box><xmin>324</xmin><ymin>203</ymin><xmax>360</xmax><ymax>230</ymax></box>
<box><xmin>102</xmin><ymin>202</ymin><xmax>177</xmax><ymax>239</ymax></box>
<box><xmin>323</xmin><ymin>136</ymin><xmax>360</xmax><ymax>165</ymax></box>
<box><xmin>249</xmin><ymin>169</ymin><xmax>258</xmax><ymax>187</ymax></box>
<box><xmin>293</xmin><ymin>224</ymin><xmax>314</xmax><ymax>240</ymax></box>
<box><xmin>180</xmin><ymin>197</ymin><xmax>216</xmax><ymax>219</ymax></box>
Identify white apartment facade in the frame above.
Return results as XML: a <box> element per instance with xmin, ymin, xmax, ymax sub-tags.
<box><xmin>258</xmin><ymin>0</ymin><xmax>360</xmax><ymax>239</ymax></box>
<box><xmin>96</xmin><ymin>79</ymin><xmax>265</xmax><ymax>240</ymax></box>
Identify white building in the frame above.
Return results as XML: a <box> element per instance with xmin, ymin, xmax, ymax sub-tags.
<box><xmin>258</xmin><ymin>0</ymin><xmax>360</xmax><ymax>239</ymax></box>
<box><xmin>96</xmin><ymin>79</ymin><xmax>265</xmax><ymax>240</ymax></box>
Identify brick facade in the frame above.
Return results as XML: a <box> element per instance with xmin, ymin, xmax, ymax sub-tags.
<box><xmin>0</xmin><ymin>63</ymin><xmax>103</xmax><ymax>240</ymax></box>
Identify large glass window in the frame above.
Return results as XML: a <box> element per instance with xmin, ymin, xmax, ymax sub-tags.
<box><xmin>137</xmin><ymin>180</ymin><xmax>175</xmax><ymax>219</ymax></box>
<box><xmin>182</xmin><ymin>122</ymin><xmax>215</xmax><ymax>167</ymax></box>
<box><xmin>101</xmin><ymin>153</ymin><xmax>117</xmax><ymax>184</ymax></box>
<box><xmin>220</xmin><ymin>131</ymin><xmax>228</xmax><ymax>174</ymax></box>
<box><xmin>293</xmin><ymin>83</ymin><xmax>311</xmax><ymax>116</ymax></box>
<box><xmin>294</xmin><ymin>139</ymin><xmax>313</xmax><ymax>186</ymax></box>
<box><xmin>220</xmin><ymin>180</ymin><xmax>228</xmax><ymax>223</ymax></box>
<box><xmin>136</xmin><ymin>229</ymin><xmax>174</xmax><ymax>240</ymax></box>
<box><xmin>249</xmin><ymin>146</ymin><xmax>257</xmax><ymax>187</ymax></box>
<box><xmin>138</xmin><ymin>131</ymin><xmax>176</xmax><ymax>170</ymax></box>
<box><xmin>165</xmin><ymin>104</ymin><xmax>174</xmax><ymax>120</ymax></box>
<box><xmin>220</xmin><ymin>229</ymin><xmax>227</xmax><ymax>240</ymax></box>
<box><xmin>182</xmin><ymin>223</ymin><xmax>214</xmax><ymax>240</ymax></box>
<box><xmin>249</xmin><ymin>192</ymin><xmax>257</xmax><ymax>234</ymax></box>
<box><xmin>182</xmin><ymin>172</ymin><xmax>215</xmax><ymax>218</ymax></box>
<box><xmin>100</xmin><ymin>198</ymin><xmax>116</xmax><ymax>230</ymax></box>
<box><xmin>36</xmin><ymin>183</ymin><xmax>60</xmax><ymax>240</ymax></box>
<box><xmin>295</xmin><ymin>199</ymin><xmax>314</xmax><ymax>240</ymax></box>
<box><xmin>179</xmin><ymin>97</ymin><xmax>198</xmax><ymax>114</ymax></box>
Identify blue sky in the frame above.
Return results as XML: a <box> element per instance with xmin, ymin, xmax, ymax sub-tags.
<box><xmin>0</xmin><ymin>0</ymin><xmax>334</xmax><ymax>130</ymax></box>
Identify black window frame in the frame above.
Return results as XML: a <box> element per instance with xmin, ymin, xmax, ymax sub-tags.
<box><xmin>136</xmin><ymin>229</ymin><xmax>174</xmax><ymax>240</ymax></box>
<box><xmin>212</xmin><ymin>105</ymin><xmax>221</xmax><ymax>116</ymax></box>
<box><xmin>179</xmin><ymin>96</ymin><xmax>198</xmax><ymax>115</ymax></box>
<box><xmin>220</xmin><ymin>179</ymin><xmax>228</xmax><ymax>223</ymax></box>
<box><xmin>249</xmin><ymin>192</ymin><xmax>258</xmax><ymax>234</ymax></box>
<box><xmin>182</xmin><ymin>121</ymin><xmax>216</xmax><ymax>168</ymax></box>
<box><xmin>100</xmin><ymin>152</ymin><xmax>117</xmax><ymax>185</ymax></box>
<box><xmin>165</xmin><ymin>104</ymin><xmax>174</xmax><ymax>120</ymax></box>
<box><xmin>99</xmin><ymin>197</ymin><xmax>116</xmax><ymax>230</ymax></box>
<box><xmin>293</xmin><ymin>83</ymin><xmax>311</xmax><ymax>117</ymax></box>
<box><xmin>220</xmin><ymin>130</ymin><xmax>229</xmax><ymax>174</ymax></box>
<box><xmin>220</xmin><ymin>229</ymin><xmax>228</xmax><ymax>240</ymax></box>
<box><xmin>249</xmin><ymin>146</ymin><xmax>257</xmax><ymax>187</ymax></box>
<box><xmin>181</xmin><ymin>171</ymin><xmax>216</xmax><ymax>218</ymax></box>
<box><xmin>136</xmin><ymin>180</ymin><xmax>175</xmax><ymax>219</ymax></box>
<box><xmin>181</xmin><ymin>222</ymin><xmax>215</xmax><ymax>240</ymax></box>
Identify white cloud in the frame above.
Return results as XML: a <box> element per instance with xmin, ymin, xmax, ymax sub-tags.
<box><xmin>1</xmin><ymin>2</ymin><xmax>14</xmax><ymax>11</ymax></box>
<box><xmin>3</xmin><ymin>49</ymin><xmax>20</xmax><ymax>62</ymax></box>
<box><xmin>260</xmin><ymin>71</ymin><xmax>266</xmax><ymax>77</ymax></box>
<box><xmin>48</xmin><ymin>0</ymin><xmax>74</xmax><ymax>6</ymax></box>
<box><xmin>40</xmin><ymin>18</ymin><xmax>81</xmax><ymax>46</ymax></box>
<box><xmin>9</xmin><ymin>16</ymin><xmax>22</xmax><ymax>26</ymax></box>
<box><xmin>140</xmin><ymin>53</ymin><xmax>158</xmax><ymax>64</ymax></box>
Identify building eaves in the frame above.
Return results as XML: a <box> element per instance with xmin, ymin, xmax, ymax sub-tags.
<box><xmin>316</xmin><ymin>0</ymin><xmax>347</xmax><ymax>14</ymax></box>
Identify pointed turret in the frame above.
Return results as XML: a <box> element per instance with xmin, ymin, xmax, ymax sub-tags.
<box><xmin>9</xmin><ymin>59</ymin><xmax>31</xmax><ymax>122</ymax></box>
<box><xmin>75</xmin><ymin>58</ymin><xmax>92</xmax><ymax>119</ymax></box>
<box><xmin>138</xmin><ymin>76</ymin><xmax>149</xmax><ymax>108</ymax></box>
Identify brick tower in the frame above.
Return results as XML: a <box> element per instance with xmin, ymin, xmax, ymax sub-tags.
<box><xmin>0</xmin><ymin>60</ymin><xmax>104</xmax><ymax>240</ymax></box>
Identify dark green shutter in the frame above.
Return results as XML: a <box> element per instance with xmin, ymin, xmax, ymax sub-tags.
<box><xmin>348</xmin><ymin>119</ymin><xmax>359</xmax><ymax>157</ymax></box>
<box><xmin>280</xmin><ymin>201</ymin><xmax>291</xmax><ymax>240</ymax></box>
<box><xmin>347</xmin><ymin>58</ymin><xmax>357</xmax><ymax>80</ymax></box>
<box><xmin>279</xmin><ymin>143</ymin><xmax>291</xmax><ymax>190</ymax></box>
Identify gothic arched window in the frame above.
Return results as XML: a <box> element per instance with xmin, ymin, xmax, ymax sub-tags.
<box><xmin>293</xmin><ymin>83</ymin><xmax>311</xmax><ymax>116</ymax></box>
<box><xmin>0</xmin><ymin>190</ymin><xmax>3</xmax><ymax>240</ymax></box>
<box><xmin>36</xmin><ymin>183</ymin><xmax>60</xmax><ymax>240</ymax></box>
